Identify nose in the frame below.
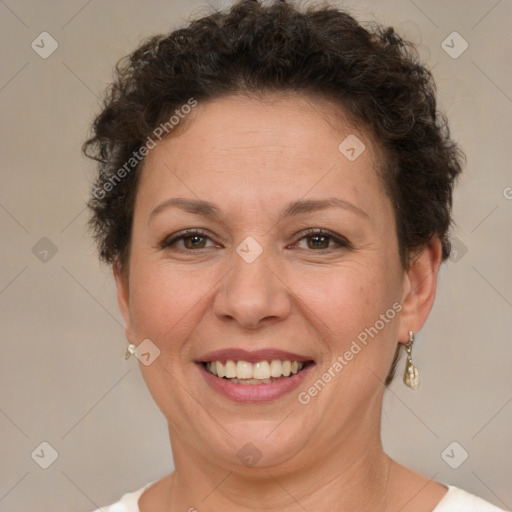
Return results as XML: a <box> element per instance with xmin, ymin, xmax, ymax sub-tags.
<box><xmin>213</xmin><ymin>243</ymin><xmax>292</xmax><ymax>330</ymax></box>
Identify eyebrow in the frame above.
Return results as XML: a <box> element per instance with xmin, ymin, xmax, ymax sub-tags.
<box><xmin>149</xmin><ymin>197</ymin><xmax>368</xmax><ymax>222</ymax></box>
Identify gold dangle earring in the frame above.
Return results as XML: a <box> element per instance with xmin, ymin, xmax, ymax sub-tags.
<box><xmin>403</xmin><ymin>330</ymin><xmax>420</xmax><ymax>389</ymax></box>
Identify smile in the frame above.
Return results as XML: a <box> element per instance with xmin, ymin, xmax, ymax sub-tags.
<box><xmin>196</xmin><ymin>349</ymin><xmax>315</xmax><ymax>403</ymax></box>
<box><xmin>203</xmin><ymin>359</ymin><xmax>309</xmax><ymax>384</ymax></box>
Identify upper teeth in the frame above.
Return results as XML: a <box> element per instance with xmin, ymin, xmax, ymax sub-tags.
<box><xmin>206</xmin><ymin>360</ymin><xmax>304</xmax><ymax>379</ymax></box>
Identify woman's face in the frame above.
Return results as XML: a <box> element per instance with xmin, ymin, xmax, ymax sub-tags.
<box><xmin>116</xmin><ymin>93</ymin><xmax>424</xmax><ymax>471</ymax></box>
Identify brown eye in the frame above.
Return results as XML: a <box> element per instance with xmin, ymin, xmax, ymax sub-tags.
<box><xmin>307</xmin><ymin>234</ymin><xmax>330</xmax><ymax>250</ymax></box>
<box><xmin>293</xmin><ymin>229</ymin><xmax>350</xmax><ymax>251</ymax></box>
<box><xmin>160</xmin><ymin>229</ymin><xmax>217</xmax><ymax>250</ymax></box>
<box><xmin>183</xmin><ymin>235</ymin><xmax>207</xmax><ymax>249</ymax></box>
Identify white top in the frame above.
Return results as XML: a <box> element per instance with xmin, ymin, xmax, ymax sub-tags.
<box><xmin>92</xmin><ymin>482</ymin><xmax>507</xmax><ymax>511</ymax></box>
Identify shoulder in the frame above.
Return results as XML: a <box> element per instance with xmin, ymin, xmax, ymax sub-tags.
<box><xmin>433</xmin><ymin>485</ymin><xmax>507</xmax><ymax>511</ymax></box>
<box><xmin>89</xmin><ymin>481</ymin><xmax>156</xmax><ymax>512</ymax></box>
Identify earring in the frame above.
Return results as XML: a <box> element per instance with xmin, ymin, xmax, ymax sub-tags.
<box><xmin>124</xmin><ymin>343</ymin><xmax>136</xmax><ymax>360</ymax></box>
<box><xmin>403</xmin><ymin>330</ymin><xmax>420</xmax><ymax>389</ymax></box>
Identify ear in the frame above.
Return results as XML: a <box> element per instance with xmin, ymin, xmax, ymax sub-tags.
<box><xmin>397</xmin><ymin>236</ymin><xmax>443</xmax><ymax>344</ymax></box>
<box><xmin>113</xmin><ymin>261</ymin><xmax>136</xmax><ymax>344</ymax></box>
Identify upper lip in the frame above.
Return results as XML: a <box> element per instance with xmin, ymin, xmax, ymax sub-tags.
<box><xmin>196</xmin><ymin>349</ymin><xmax>314</xmax><ymax>364</ymax></box>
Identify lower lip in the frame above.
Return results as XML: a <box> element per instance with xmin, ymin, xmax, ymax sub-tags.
<box><xmin>197</xmin><ymin>363</ymin><xmax>314</xmax><ymax>403</ymax></box>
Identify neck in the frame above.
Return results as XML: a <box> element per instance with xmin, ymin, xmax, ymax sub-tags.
<box><xmin>166</xmin><ymin>421</ymin><xmax>391</xmax><ymax>511</ymax></box>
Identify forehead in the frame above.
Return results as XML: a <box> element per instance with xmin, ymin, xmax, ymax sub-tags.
<box><xmin>155</xmin><ymin>92</ymin><xmax>372</xmax><ymax>159</ymax></box>
<box><xmin>136</xmin><ymin>92</ymin><xmax>389</xmax><ymax>222</ymax></box>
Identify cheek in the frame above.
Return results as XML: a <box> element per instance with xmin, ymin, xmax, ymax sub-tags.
<box><xmin>128</xmin><ymin>259</ymin><xmax>398</xmax><ymax>334</ymax></box>
<box><xmin>127</xmin><ymin>258</ymin><xmax>222</xmax><ymax>353</ymax></box>
<box><xmin>297</xmin><ymin>261</ymin><xmax>396</xmax><ymax>333</ymax></box>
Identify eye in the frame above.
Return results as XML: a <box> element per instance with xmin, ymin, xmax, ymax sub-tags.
<box><xmin>160</xmin><ymin>229</ymin><xmax>218</xmax><ymax>250</ymax></box>
<box><xmin>159</xmin><ymin>228</ymin><xmax>351</xmax><ymax>252</ymax></box>
<box><xmin>292</xmin><ymin>229</ymin><xmax>350</xmax><ymax>251</ymax></box>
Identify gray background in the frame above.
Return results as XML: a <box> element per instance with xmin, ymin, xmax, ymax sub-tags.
<box><xmin>0</xmin><ymin>0</ymin><xmax>511</xmax><ymax>511</ymax></box>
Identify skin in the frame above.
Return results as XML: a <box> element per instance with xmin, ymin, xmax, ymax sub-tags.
<box><xmin>114</xmin><ymin>92</ymin><xmax>448</xmax><ymax>511</ymax></box>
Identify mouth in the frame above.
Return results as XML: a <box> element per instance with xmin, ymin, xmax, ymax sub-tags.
<box><xmin>195</xmin><ymin>349</ymin><xmax>315</xmax><ymax>402</ymax></box>
<box><xmin>202</xmin><ymin>359</ymin><xmax>313</xmax><ymax>385</ymax></box>
<box><xmin>201</xmin><ymin>359</ymin><xmax>314</xmax><ymax>384</ymax></box>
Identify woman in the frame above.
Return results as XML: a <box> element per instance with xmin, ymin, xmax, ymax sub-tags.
<box><xmin>83</xmin><ymin>1</ymin><xmax>505</xmax><ymax>510</ymax></box>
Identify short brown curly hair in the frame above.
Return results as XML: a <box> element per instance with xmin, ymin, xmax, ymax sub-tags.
<box><xmin>83</xmin><ymin>0</ymin><xmax>464</xmax><ymax>383</ymax></box>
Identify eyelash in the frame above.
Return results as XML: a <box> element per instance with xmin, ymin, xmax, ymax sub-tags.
<box><xmin>159</xmin><ymin>228</ymin><xmax>351</xmax><ymax>252</ymax></box>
